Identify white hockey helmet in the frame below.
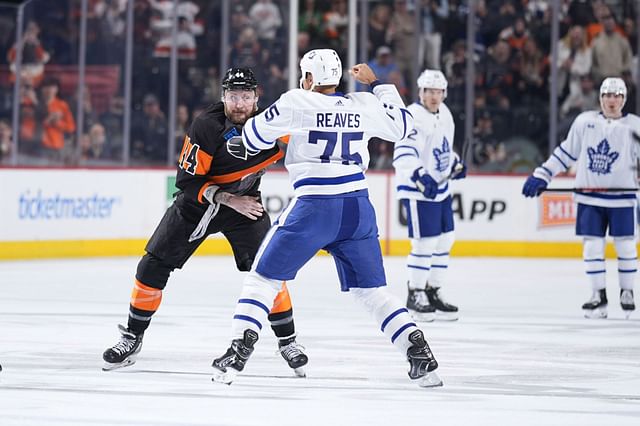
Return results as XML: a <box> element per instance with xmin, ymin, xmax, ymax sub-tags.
<box><xmin>417</xmin><ymin>69</ymin><xmax>448</xmax><ymax>98</ymax></box>
<box><xmin>299</xmin><ymin>49</ymin><xmax>342</xmax><ymax>90</ymax></box>
<box><xmin>600</xmin><ymin>77</ymin><xmax>627</xmax><ymax>110</ymax></box>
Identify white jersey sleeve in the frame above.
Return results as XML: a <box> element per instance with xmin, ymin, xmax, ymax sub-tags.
<box><xmin>242</xmin><ymin>92</ymin><xmax>296</xmax><ymax>153</ymax></box>
<box><xmin>534</xmin><ymin>111</ymin><xmax>640</xmax><ymax>207</ymax></box>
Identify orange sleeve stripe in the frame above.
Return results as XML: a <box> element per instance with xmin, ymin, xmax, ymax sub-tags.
<box><xmin>197</xmin><ymin>182</ymin><xmax>216</xmax><ymax>204</ymax></box>
<box><xmin>130</xmin><ymin>280</ymin><xmax>163</xmax><ymax>312</ymax></box>
<box><xmin>208</xmin><ymin>150</ymin><xmax>284</xmax><ymax>184</ymax></box>
<box><xmin>194</xmin><ymin>147</ymin><xmax>213</xmax><ymax>175</ymax></box>
<box><xmin>270</xmin><ymin>282</ymin><xmax>293</xmax><ymax>314</ymax></box>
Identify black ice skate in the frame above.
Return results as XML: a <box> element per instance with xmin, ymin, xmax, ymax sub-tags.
<box><xmin>406</xmin><ymin>284</ymin><xmax>436</xmax><ymax>322</ymax></box>
<box><xmin>212</xmin><ymin>329</ymin><xmax>259</xmax><ymax>384</ymax></box>
<box><xmin>620</xmin><ymin>289</ymin><xmax>635</xmax><ymax>319</ymax></box>
<box><xmin>278</xmin><ymin>336</ymin><xmax>308</xmax><ymax>377</ymax></box>
<box><xmin>425</xmin><ymin>285</ymin><xmax>459</xmax><ymax>321</ymax></box>
<box><xmin>406</xmin><ymin>330</ymin><xmax>442</xmax><ymax>388</ymax></box>
<box><xmin>582</xmin><ymin>289</ymin><xmax>608</xmax><ymax>319</ymax></box>
<box><xmin>102</xmin><ymin>324</ymin><xmax>144</xmax><ymax>371</ymax></box>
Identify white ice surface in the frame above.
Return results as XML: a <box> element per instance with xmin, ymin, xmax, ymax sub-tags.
<box><xmin>1</xmin><ymin>256</ymin><xmax>639</xmax><ymax>426</ymax></box>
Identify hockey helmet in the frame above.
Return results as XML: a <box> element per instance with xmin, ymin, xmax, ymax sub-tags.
<box><xmin>600</xmin><ymin>77</ymin><xmax>627</xmax><ymax>109</ymax></box>
<box><xmin>222</xmin><ymin>68</ymin><xmax>258</xmax><ymax>91</ymax></box>
<box><xmin>417</xmin><ymin>69</ymin><xmax>448</xmax><ymax>98</ymax></box>
<box><xmin>299</xmin><ymin>49</ymin><xmax>342</xmax><ymax>89</ymax></box>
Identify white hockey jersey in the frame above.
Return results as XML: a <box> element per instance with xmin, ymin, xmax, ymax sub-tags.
<box><xmin>242</xmin><ymin>84</ymin><xmax>412</xmax><ymax>196</ymax></box>
<box><xmin>393</xmin><ymin>102</ymin><xmax>459</xmax><ymax>202</ymax></box>
<box><xmin>533</xmin><ymin>111</ymin><xmax>640</xmax><ymax>208</ymax></box>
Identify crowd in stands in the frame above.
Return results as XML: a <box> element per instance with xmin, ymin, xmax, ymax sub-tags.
<box><xmin>0</xmin><ymin>0</ymin><xmax>638</xmax><ymax>172</ymax></box>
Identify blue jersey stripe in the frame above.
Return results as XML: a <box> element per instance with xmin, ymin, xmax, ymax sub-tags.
<box><xmin>618</xmin><ymin>268</ymin><xmax>637</xmax><ymax>273</ymax></box>
<box><xmin>433</xmin><ymin>252</ymin><xmax>449</xmax><ymax>256</ymax></box>
<box><xmin>293</xmin><ymin>172</ymin><xmax>365</xmax><ymax>189</ymax></box>
<box><xmin>408</xmin><ymin>264</ymin><xmax>431</xmax><ymax>271</ymax></box>
<box><xmin>394</xmin><ymin>144</ymin><xmax>419</xmax><ymax>156</ymax></box>
<box><xmin>233</xmin><ymin>314</ymin><xmax>263</xmax><ymax>330</ymax></box>
<box><xmin>618</xmin><ymin>257</ymin><xmax>638</xmax><ymax>261</ymax></box>
<box><xmin>431</xmin><ymin>264</ymin><xmax>448</xmax><ymax>269</ymax></box>
<box><xmin>251</xmin><ymin>118</ymin><xmax>274</xmax><ymax>148</ymax></box>
<box><xmin>558</xmin><ymin>145</ymin><xmax>577</xmax><ymax>161</ymax></box>
<box><xmin>410</xmin><ymin>253</ymin><xmax>432</xmax><ymax>258</ymax></box>
<box><xmin>540</xmin><ymin>166</ymin><xmax>553</xmax><ymax>177</ymax></box>
<box><xmin>397</xmin><ymin>185</ymin><xmax>420</xmax><ymax>192</ymax></box>
<box><xmin>586</xmin><ymin>270</ymin><xmax>606</xmax><ymax>274</ymax></box>
<box><xmin>238</xmin><ymin>298</ymin><xmax>270</xmax><ymax>314</ymax></box>
<box><xmin>584</xmin><ymin>258</ymin><xmax>605</xmax><ymax>262</ymax></box>
<box><xmin>393</xmin><ymin>153</ymin><xmax>417</xmax><ymax>162</ymax></box>
<box><xmin>552</xmin><ymin>153</ymin><xmax>569</xmax><ymax>170</ymax></box>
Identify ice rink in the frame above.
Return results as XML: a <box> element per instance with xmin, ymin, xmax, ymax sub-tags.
<box><xmin>0</xmin><ymin>255</ymin><xmax>639</xmax><ymax>425</ymax></box>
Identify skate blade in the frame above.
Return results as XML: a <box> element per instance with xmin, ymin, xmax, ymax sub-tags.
<box><xmin>409</xmin><ymin>311</ymin><xmax>435</xmax><ymax>322</ymax></box>
<box><xmin>435</xmin><ymin>311</ymin><xmax>459</xmax><ymax>321</ymax></box>
<box><xmin>212</xmin><ymin>367</ymin><xmax>238</xmax><ymax>385</ymax></box>
<box><xmin>623</xmin><ymin>309</ymin><xmax>635</xmax><ymax>319</ymax></box>
<box><xmin>102</xmin><ymin>357</ymin><xmax>136</xmax><ymax>371</ymax></box>
<box><xmin>293</xmin><ymin>367</ymin><xmax>306</xmax><ymax>378</ymax></box>
<box><xmin>415</xmin><ymin>371</ymin><xmax>443</xmax><ymax>388</ymax></box>
<box><xmin>583</xmin><ymin>308</ymin><xmax>607</xmax><ymax>319</ymax></box>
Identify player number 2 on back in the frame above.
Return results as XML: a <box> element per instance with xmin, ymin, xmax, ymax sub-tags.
<box><xmin>308</xmin><ymin>130</ymin><xmax>363</xmax><ymax>165</ymax></box>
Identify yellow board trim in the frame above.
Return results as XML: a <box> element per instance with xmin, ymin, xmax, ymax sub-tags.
<box><xmin>0</xmin><ymin>239</ymin><xmax>627</xmax><ymax>260</ymax></box>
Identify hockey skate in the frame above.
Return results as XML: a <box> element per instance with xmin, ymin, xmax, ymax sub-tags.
<box><xmin>102</xmin><ymin>324</ymin><xmax>144</xmax><ymax>371</ymax></box>
<box><xmin>620</xmin><ymin>289</ymin><xmax>635</xmax><ymax>319</ymax></box>
<box><xmin>406</xmin><ymin>284</ymin><xmax>436</xmax><ymax>322</ymax></box>
<box><xmin>212</xmin><ymin>329</ymin><xmax>258</xmax><ymax>385</ymax></box>
<box><xmin>582</xmin><ymin>289</ymin><xmax>608</xmax><ymax>319</ymax></box>
<box><xmin>278</xmin><ymin>336</ymin><xmax>308</xmax><ymax>377</ymax></box>
<box><xmin>425</xmin><ymin>285</ymin><xmax>459</xmax><ymax>321</ymax></box>
<box><xmin>406</xmin><ymin>330</ymin><xmax>442</xmax><ymax>388</ymax></box>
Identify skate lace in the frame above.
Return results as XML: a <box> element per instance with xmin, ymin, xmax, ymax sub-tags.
<box><xmin>111</xmin><ymin>335</ymin><xmax>136</xmax><ymax>356</ymax></box>
<box><xmin>621</xmin><ymin>290</ymin><xmax>634</xmax><ymax>304</ymax></box>
<box><xmin>279</xmin><ymin>341</ymin><xmax>306</xmax><ymax>361</ymax></box>
<box><xmin>431</xmin><ymin>288</ymin><xmax>449</xmax><ymax>305</ymax></box>
<box><xmin>413</xmin><ymin>290</ymin><xmax>429</xmax><ymax>307</ymax></box>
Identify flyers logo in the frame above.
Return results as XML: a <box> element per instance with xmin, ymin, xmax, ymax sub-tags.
<box><xmin>539</xmin><ymin>193</ymin><xmax>576</xmax><ymax>228</ymax></box>
<box><xmin>227</xmin><ymin>135</ymin><xmax>257</xmax><ymax>160</ymax></box>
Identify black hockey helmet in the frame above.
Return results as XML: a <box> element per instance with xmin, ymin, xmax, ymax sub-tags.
<box><xmin>222</xmin><ymin>68</ymin><xmax>258</xmax><ymax>91</ymax></box>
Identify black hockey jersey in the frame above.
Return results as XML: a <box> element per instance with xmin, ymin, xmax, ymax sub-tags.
<box><xmin>175</xmin><ymin>102</ymin><xmax>283</xmax><ymax>206</ymax></box>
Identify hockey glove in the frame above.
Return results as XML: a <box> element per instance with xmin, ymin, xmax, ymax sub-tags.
<box><xmin>522</xmin><ymin>175</ymin><xmax>547</xmax><ymax>197</ymax></box>
<box><xmin>451</xmin><ymin>159</ymin><xmax>467</xmax><ymax>180</ymax></box>
<box><xmin>411</xmin><ymin>168</ymin><xmax>438</xmax><ymax>199</ymax></box>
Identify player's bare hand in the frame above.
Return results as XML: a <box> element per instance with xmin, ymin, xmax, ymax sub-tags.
<box><xmin>349</xmin><ymin>64</ymin><xmax>377</xmax><ymax>85</ymax></box>
<box><xmin>219</xmin><ymin>194</ymin><xmax>264</xmax><ymax>220</ymax></box>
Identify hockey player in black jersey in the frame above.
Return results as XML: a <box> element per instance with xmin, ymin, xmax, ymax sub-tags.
<box><xmin>103</xmin><ymin>68</ymin><xmax>308</xmax><ymax>375</ymax></box>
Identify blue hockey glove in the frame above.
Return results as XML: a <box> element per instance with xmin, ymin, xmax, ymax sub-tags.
<box><xmin>522</xmin><ymin>175</ymin><xmax>547</xmax><ymax>197</ymax></box>
<box><xmin>411</xmin><ymin>168</ymin><xmax>438</xmax><ymax>199</ymax></box>
<box><xmin>451</xmin><ymin>159</ymin><xmax>467</xmax><ymax>180</ymax></box>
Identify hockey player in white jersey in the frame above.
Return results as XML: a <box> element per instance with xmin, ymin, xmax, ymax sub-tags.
<box><xmin>393</xmin><ymin>69</ymin><xmax>466</xmax><ymax>321</ymax></box>
<box><xmin>211</xmin><ymin>49</ymin><xmax>442</xmax><ymax>388</ymax></box>
<box><xmin>522</xmin><ymin>77</ymin><xmax>639</xmax><ymax>319</ymax></box>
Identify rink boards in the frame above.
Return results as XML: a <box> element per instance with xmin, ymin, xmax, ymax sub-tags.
<box><xmin>0</xmin><ymin>168</ymin><xmax>614</xmax><ymax>260</ymax></box>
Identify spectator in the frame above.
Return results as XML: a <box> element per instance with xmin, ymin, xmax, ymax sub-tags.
<box><xmin>175</xmin><ymin>103</ymin><xmax>190</xmax><ymax>155</ymax></box>
<box><xmin>154</xmin><ymin>16</ymin><xmax>197</xmax><ymax>60</ymax></box>
<box><xmin>560</xmin><ymin>73</ymin><xmax>599</xmax><ymax>119</ymax></box>
<box><xmin>0</xmin><ymin>118</ymin><xmax>11</xmax><ymax>163</ymax></box>
<box><xmin>131</xmin><ymin>94</ymin><xmax>168</xmax><ymax>163</ymax></box>
<box><xmin>557</xmin><ymin>25</ymin><xmax>592</xmax><ymax>100</ymax></box>
<box><xmin>516</xmin><ymin>38</ymin><xmax>549</xmax><ymax>101</ymax></box>
<box><xmin>81</xmin><ymin>122</ymin><xmax>113</xmax><ymax>161</ymax></box>
<box><xmin>322</xmin><ymin>0</ymin><xmax>349</xmax><ymax>55</ymax></box>
<box><xmin>420</xmin><ymin>0</ymin><xmax>449</xmax><ymax>70</ymax></box>
<box><xmin>477</xmin><ymin>39</ymin><xmax>516</xmax><ymax>108</ymax></box>
<box><xmin>230</xmin><ymin>4</ymin><xmax>251</xmax><ymax>44</ymax></box>
<box><xmin>7</xmin><ymin>21</ymin><xmax>50</xmax><ymax>87</ymax></box>
<box><xmin>368</xmin><ymin>3</ymin><xmax>392</xmax><ymax>60</ymax></box>
<box><xmin>248</xmin><ymin>0</ymin><xmax>282</xmax><ymax>51</ymax></box>
<box><xmin>499</xmin><ymin>16</ymin><xmax>529</xmax><ymax>52</ymax></box>
<box><xmin>229</xmin><ymin>27</ymin><xmax>263</xmax><ymax>70</ymax></box>
<box><xmin>39</xmin><ymin>77</ymin><xmax>76</xmax><ymax>161</ymax></box>
<box><xmin>591</xmin><ymin>9</ymin><xmax>633</xmax><ymax>83</ymax></box>
<box><xmin>357</xmin><ymin>46</ymin><xmax>403</xmax><ymax>92</ymax></box>
<box><xmin>299</xmin><ymin>0</ymin><xmax>324</xmax><ymax>46</ymax></box>
<box><xmin>388</xmin><ymin>0</ymin><xmax>417</xmax><ymax>85</ymax></box>
<box><xmin>99</xmin><ymin>96</ymin><xmax>125</xmax><ymax>152</ymax></box>
<box><xmin>18</xmin><ymin>84</ymin><xmax>40</xmax><ymax>154</ymax></box>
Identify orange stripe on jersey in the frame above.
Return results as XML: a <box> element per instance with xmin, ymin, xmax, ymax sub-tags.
<box><xmin>208</xmin><ymin>149</ymin><xmax>284</xmax><ymax>184</ymax></box>
<box><xmin>130</xmin><ymin>280</ymin><xmax>162</xmax><ymax>312</ymax></box>
<box><xmin>197</xmin><ymin>182</ymin><xmax>216</xmax><ymax>204</ymax></box>
<box><xmin>278</xmin><ymin>135</ymin><xmax>290</xmax><ymax>144</ymax></box>
<box><xmin>179</xmin><ymin>135</ymin><xmax>213</xmax><ymax>176</ymax></box>
<box><xmin>270</xmin><ymin>282</ymin><xmax>292</xmax><ymax>314</ymax></box>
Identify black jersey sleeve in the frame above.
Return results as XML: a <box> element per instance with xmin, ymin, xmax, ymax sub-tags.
<box><xmin>175</xmin><ymin>113</ymin><xmax>221</xmax><ymax>205</ymax></box>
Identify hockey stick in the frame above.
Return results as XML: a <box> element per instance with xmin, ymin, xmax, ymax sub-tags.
<box><xmin>542</xmin><ymin>187</ymin><xmax>638</xmax><ymax>193</ymax></box>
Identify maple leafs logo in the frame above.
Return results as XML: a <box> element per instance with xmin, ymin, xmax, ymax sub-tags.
<box><xmin>433</xmin><ymin>137</ymin><xmax>451</xmax><ymax>172</ymax></box>
<box><xmin>587</xmin><ymin>139</ymin><xmax>618</xmax><ymax>175</ymax></box>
